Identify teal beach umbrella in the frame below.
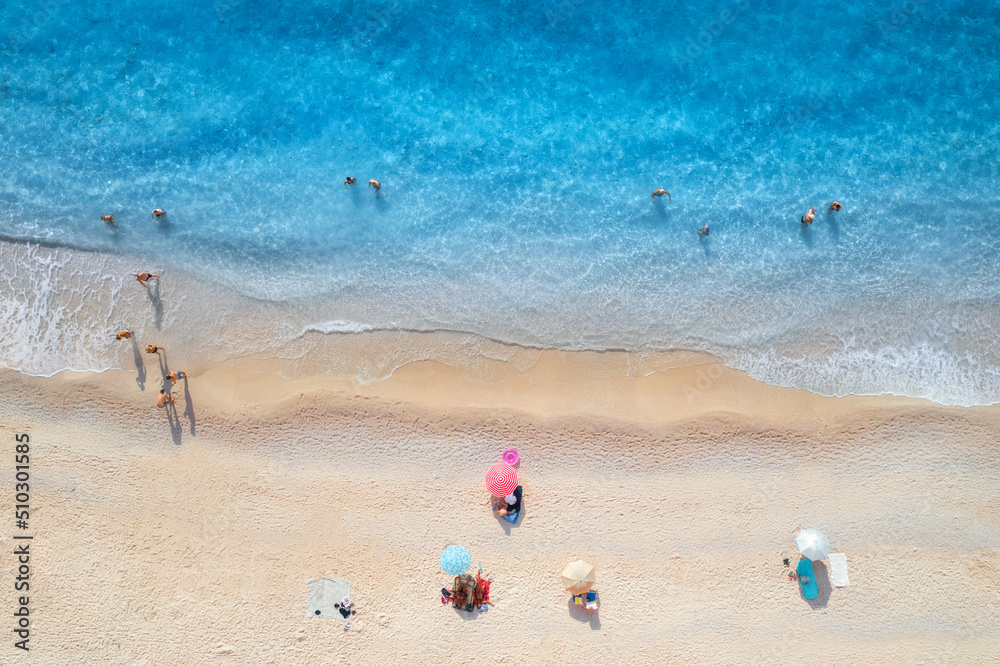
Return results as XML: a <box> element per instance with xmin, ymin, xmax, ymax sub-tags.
<box><xmin>440</xmin><ymin>545</ymin><xmax>471</xmax><ymax>575</ymax></box>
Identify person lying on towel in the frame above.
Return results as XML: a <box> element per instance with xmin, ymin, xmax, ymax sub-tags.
<box><xmin>494</xmin><ymin>485</ymin><xmax>522</xmax><ymax>516</ymax></box>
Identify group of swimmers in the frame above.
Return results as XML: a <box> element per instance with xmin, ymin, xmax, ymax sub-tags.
<box><xmin>101</xmin><ymin>209</ymin><xmax>166</xmax><ymax>228</ymax></box>
<box><xmin>105</xmin><ymin>189</ymin><xmax>840</xmax><ymax>237</ymax></box>
<box><xmin>105</xmin><ymin>187</ymin><xmax>840</xmax><ymax>411</ymax></box>
<box><xmin>113</xmin><ymin>272</ymin><xmax>187</xmax><ymax>408</ymax></box>
<box><xmin>652</xmin><ymin>187</ymin><xmax>844</xmax><ymax>236</ymax></box>
<box><xmin>801</xmin><ymin>201</ymin><xmax>842</xmax><ymax>225</ymax></box>
<box><xmin>344</xmin><ymin>177</ymin><xmax>381</xmax><ymax>195</ymax></box>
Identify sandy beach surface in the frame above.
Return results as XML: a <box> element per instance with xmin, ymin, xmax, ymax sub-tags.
<box><xmin>1</xmin><ymin>339</ymin><xmax>998</xmax><ymax>664</ymax></box>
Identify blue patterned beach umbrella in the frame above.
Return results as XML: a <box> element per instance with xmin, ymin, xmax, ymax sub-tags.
<box><xmin>440</xmin><ymin>545</ymin><xmax>471</xmax><ymax>575</ymax></box>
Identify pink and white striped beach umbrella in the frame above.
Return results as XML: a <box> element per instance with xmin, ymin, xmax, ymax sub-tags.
<box><xmin>485</xmin><ymin>463</ymin><xmax>518</xmax><ymax>497</ymax></box>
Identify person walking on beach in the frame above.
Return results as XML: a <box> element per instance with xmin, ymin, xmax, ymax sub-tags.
<box><xmin>101</xmin><ymin>215</ymin><xmax>115</xmax><ymax>227</ymax></box>
<box><xmin>156</xmin><ymin>389</ymin><xmax>174</xmax><ymax>407</ymax></box>
<box><xmin>829</xmin><ymin>201</ymin><xmax>842</xmax><ymax>212</ymax></box>
<box><xmin>344</xmin><ymin>177</ymin><xmax>357</xmax><ymax>188</ymax></box>
<box><xmin>801</xmin><ymin>208</ymin><xmax>816</xmax><ymax>225</ymax></box>
<box><xmin>151</xmin><ymin>208</ymin><xmax>166</xmax><ymax>221</ymax></box>
<box><xmin>136</xmin><ymin>272</ymin><xmax>158</xmax><ymax>287</ymax></box>
<box><xmin>166</xmin><ymin>370</ymin><xmax>187</xmax><ymax>383</ymax></box>
<box><xmin>652</xmin><ymin>189</ymin><xmax>671</xmax><ymax>202</ymax></box>
<box><xmin>698</xmin><ymin>224</ymin><xmax>710</xmax><ymax>236</ymax></box>
<box><xmin>115</xmin><ymin>329</ymin><xmax>133</xmax><ymax>341</ymax></box>
<box><xmin>145</xmin><ymin>344</ymin><xmax>164</xmax><ymax>354</ymax></box>
<box><xmin>368</xmin><ymin>179</ymin><xmax>381</xmax><ymax>195</ymax></box>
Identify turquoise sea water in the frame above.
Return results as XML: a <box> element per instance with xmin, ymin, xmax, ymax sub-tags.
<box><xmin>1</xmin><ymin>0</ymin><xmax>998</xmax><ymax>404</ymax></box>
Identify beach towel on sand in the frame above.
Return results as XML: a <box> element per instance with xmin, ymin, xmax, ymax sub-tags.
<box><xmin>797</xmin><ymin>559</ymin><xmax>818</xmax><ymax>600</ymax></box>
<box><xmin>306</xmin><ymin>578</ymin><xmax>352</xmax><ymax>621</ymax></box>
<box><xmin>828</xmin><ymin>553</ymin><xmax>850</xmax><ymax>587</ymax></box>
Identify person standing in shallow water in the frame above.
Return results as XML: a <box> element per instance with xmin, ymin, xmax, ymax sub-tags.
<box><xmin>344</xmin><ymin>177</ymin><xmax>356</xmax><ymax>188</ymax></box>
<box><xmin>136</xmin><ymin>272</ymin><xmax>158</xmax><ymax>287</ymax></box>
<box><xmin>801</xmin><ymin>208</ymin><xmax>816</xmax><ymax>225</ymax></box>
<box><xmin>115</xmin><ymin>329</ymin><xmax>132</xmax><ymax>341</ymax></box>
<box><xmin>101</xmin><ymin>215</ymin><xmax>115</xmax><ymax>227</ymax></box>
<box><xmin>368</xmin><ymin>179</ymin><xmax>380</xmax><ymax>196</ymax></box>
<box><xmin>145</xmin><ymin>344</ymin><xmax>164</xmax><ymax>354</ymax></box>
<box><xmin>166</xmin><ymin>370</ymin><xmax>187</xmax><ymax>383</ymax></box>
<box><xmin>829</xmin><ymin>201</ymin><xmax>842</xmax><ymax>212</ymax></box>
<box><xmin>652</xmin><ymin>189</ymin><xmax>671</xmax><ymax>202</ymax></box>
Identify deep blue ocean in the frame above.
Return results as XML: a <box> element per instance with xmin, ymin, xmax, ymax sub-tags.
<box><xmin>1</xmin><ymin>0</ymin><xmax>998</xmax><ymax>404</ymax></box>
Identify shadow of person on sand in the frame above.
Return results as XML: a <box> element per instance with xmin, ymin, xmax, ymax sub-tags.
<box><xmin>147</xmin><ymin>279</ymin><xmax>165</xmax><ymax>330</ymax></box>
<box><xmin>805</xmin><ymin>561</ymin><xmax>832</xmax><ymax>609</ymax></box>
<box><xmin>164</xmin><ymin>395</ymin><xmax>183</xmax><ymax>445</ymax></box>
<box><xmin>567</xmin><ymin>592</ymin><xmax>601</xmax><ymax>630</ymax></box>
<box><xmin>131</xmin><ymin>338</ymin><xmax>146</xmax><ymax>390</ymax></box>
<box><xmin>493</xmin><ymin>508</ymin><xmax>522</xmax><ymax>536</ymax></box>
<box><xmin>452</xmin><ymin>607</ymin><xmax>485</xmax><ymax>622</ymax></box>
<box><xmin>157</xmin><ymin>351</ymin><xmax>169</xmax><ymax>382</ymax></box>
<box><xmin>182</xmin><ymin>376</ymin><xmax>196</xmax><ymax>436</ymax></box>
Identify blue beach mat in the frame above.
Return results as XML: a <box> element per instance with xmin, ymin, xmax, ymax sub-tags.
<box><xmin>797</xmin><ymin>559</ymin><xmax>818</xmax><ymax>600</ymax></box>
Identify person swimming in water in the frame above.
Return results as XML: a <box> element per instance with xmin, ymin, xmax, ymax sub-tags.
<box><xmin>101</xmin><ymin>215</ymin><xmax>115</xmax><ymax>227</ymax></box>
<box><xmin>801</xmin><ymin>208</ymin><xmax>816</xmax><ymax>225</ymax></box>
<box><xmin>344</xmin><ymin>177</ymin><xmax>357</xmax><ymax>188</ymax></box>
<box><xmin>115</xmin><ymin>329</ymin><xmax>133</xmax><ymax>341</ymax></box>
<box><xmin>829</xmin><ymin>201</ymin><xmax>842</xmax><ymax>212</ymax></box>
<box><xmin>151</xmin><ymin>208</ymin><xmax>166</xmax><ymax>221</ymax></box>
<box><xmin>698</xmin><ymin>224</ymin><xmax>710</xmax><ymax>236</ymax></box>
<box><xmin>145</xmin><ymin>344</ymin><xmax>164</xmax><ymax>354</ymax></box>
<box><xmin>136</xmin><ymin>272</ymin><xmax>159</xmax><ymax>287</ymax></box>
<box><xmin>368</xmin><ymin>179</ymin><xmax>381</xmax><ymax>195</ymax></box>
<box><xmin>652</xmin><ymin>189</ymin><xmax>671</xmax><ymax>202</ymax></box>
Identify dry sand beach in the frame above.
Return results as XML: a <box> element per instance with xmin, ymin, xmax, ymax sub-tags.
<box><xmin>1</xmin><ymin>340</ymin><xmax>998</xmax><ymax>664</ymax></box>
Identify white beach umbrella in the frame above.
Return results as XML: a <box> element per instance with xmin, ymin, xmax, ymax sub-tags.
<box><xmin>795</xmin><ymin>528</ymin><xmax>831</xmax><ymax>561</ymax></box>
<box><xmin>561</xmin><ymin>560</ymin><xmax>596</xmax><ymax>595</ymax></box>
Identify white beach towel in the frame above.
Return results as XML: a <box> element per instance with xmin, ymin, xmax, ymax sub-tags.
<box><xmin>828</xmin><ymin>553</ymin><xmax>849</xmax><ymax>587</ymax></box>
<box><xmin>306</xmin><ymin>578</ymin><xmax>352</xmax><ymax>621</ymax></box>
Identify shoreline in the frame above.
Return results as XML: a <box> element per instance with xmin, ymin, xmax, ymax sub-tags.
<box><xmin>18</xmin><ymin>338</ymin><xmax>998</xmax><ymax>431</ymax></box>
<box><xmin>2</xmin><ymin>238</ymin><xmax>998</xmax><ymax>406</ymax></box>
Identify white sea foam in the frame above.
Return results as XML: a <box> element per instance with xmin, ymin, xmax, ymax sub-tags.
<box><xmin>2</xmin><ymin>242</ymin><xmax>999</xmax><ymax>407</ymax></box>
<box><xmin>0</xmin><ymin>242</ymin><xmax>294</xmax><ymax>377</ymax></box>
<box><xmin>730</xmin><ymin>341</ymin><xmax>1000</xmax><ymax>407</ymax></box>
<box><xmin>299</xmin><ymin>320</ymin><xmax>377</xmax><ymax>336</ymax></box>
<box><xmin>0</xmin><ymin>244</ymin><xmax>124</xmax><ymax>376</ymax></box>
